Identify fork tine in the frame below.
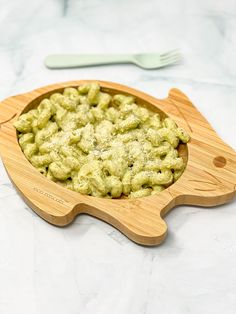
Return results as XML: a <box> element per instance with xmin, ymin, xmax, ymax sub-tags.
<box><xmin>160</xmin><ymin>55</ymin><xmax>182</xmax><ymax>67</ymax></box>
<box><xmin>160</xmin><ymin>53</ymin><xmax>182</xmax><ymax>63</ymax></box>
<box><xmin>160</xmin><ymin>49</ymin><xmax>180</xmax><ymax>58</ymax></box>
<box><xmin>160</xmin><ymin>52</ymin><xmax>182</xmax><ymax>62</ymax></box>
<box><xmin>160</xmin><ymin>53</ymin><xmax>181</xmax><ymax>63</ymax></box>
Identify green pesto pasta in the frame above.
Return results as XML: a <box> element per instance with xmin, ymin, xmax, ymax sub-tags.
<box><xmin>14</xmin><ymin>82</ymin><xmax>190</xmax><ymax>198</ymax></box>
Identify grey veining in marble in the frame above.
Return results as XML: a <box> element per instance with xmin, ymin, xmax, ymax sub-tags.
<box><xmin>0</xmin><ymin>0</ymin><xmax>236</xmax><ymax>313</ymax></box>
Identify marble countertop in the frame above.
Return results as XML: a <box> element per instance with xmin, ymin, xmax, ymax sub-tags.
<box><xmin>0</xmin><ymin>0</ymin><xmax>236</xmax><ymax>313</ymax></box>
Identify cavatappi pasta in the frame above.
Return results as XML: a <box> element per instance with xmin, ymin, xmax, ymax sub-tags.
<box><xmin>14</xmin><ymin>82</ymin><xmax>190</xmax><ymax>198</ymax></box>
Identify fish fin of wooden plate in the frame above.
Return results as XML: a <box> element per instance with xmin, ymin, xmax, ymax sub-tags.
<box><xmin>7</xmin><ymin>162</ymin><xmax>170</xmax><ymax>246</ymax></box>
<box><xmin>0</xmin><ymin>125</ymin><xmax>170</xmax><ymax>246</ymax></box>
<box><xmin>73</xmin><ymin>194</ymin><xmax>173</xmax><ymax>246</ymax></box>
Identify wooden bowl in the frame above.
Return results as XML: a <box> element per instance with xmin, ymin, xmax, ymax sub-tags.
<box><xmin>0</xmin><ymin>80</ymin><xmax>236</xmax><ymax>246</ymax></box>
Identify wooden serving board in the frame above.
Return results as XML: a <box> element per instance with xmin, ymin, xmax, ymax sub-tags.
<box><xmin>0</xmin><ymin>80</ymin><xmax>236</xmax><ymax>246</ymax></box>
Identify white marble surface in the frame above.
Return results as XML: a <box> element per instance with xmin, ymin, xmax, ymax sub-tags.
<box><xmin>0</xmin><ymin>0</ymin><xmax>236</xmax><ymax>313</ymax></box>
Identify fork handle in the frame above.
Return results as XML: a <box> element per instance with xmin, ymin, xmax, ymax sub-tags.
<box><xmin>45</xmin><ymin>54</ymin><xmax>133</xmax><ymax>69</ymax></box>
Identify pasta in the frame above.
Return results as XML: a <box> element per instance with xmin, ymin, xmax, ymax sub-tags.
<box><xmin>14</xmin><ymin>82</ymin><xmax>190</xmax><ymax>198</ymax></box>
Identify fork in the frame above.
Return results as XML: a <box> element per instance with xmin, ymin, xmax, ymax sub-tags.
<box><xmin>45</xmin><ymin>50</ymin><xmax>181</xmax><ymax>70</ymax></box>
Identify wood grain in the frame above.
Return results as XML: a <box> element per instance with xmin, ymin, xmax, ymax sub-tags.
<box><xmin>0</xmin><ymin>80</ymin><xmax>236</xmax><ymax>246</ymax></box>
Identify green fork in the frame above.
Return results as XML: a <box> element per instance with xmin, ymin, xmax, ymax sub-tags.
<box><xmin>45</xmin><ymin>50</ymin><xmax>181</xmax><ymax>70</ymax></box>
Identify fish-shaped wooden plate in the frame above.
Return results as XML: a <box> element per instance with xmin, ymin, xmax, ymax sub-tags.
<box><xmin>0</xmin><ymin>80</ymin><xmax>236</xmax><ymax>246</ymax></box>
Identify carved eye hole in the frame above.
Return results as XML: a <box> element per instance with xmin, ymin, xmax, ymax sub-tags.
<box><xmin>213</xmin><ymin>156</ymin><xmax>226</xmax><ymax>168</ymax></box>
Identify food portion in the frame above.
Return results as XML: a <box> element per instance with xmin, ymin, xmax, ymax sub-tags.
<box><xmin>14</xmin><ymin>82</ymin><xmax>190</xmax><ymax>198</ymax></box>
